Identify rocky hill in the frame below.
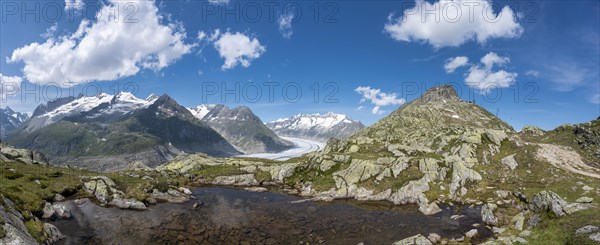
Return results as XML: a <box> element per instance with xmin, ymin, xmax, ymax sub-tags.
<box><xmin>266</xmin><ymin>112</ymin><xmax>365</xmax><ymax>141</ymax></box>
<box><xmin>189</xmin><ymin>104</ymin><xmax>293</xmax><ymax>153</ymax></box>
<box><xmin>158</xmin><ymin>85</ymin><xmax>600</xmax><ymax>244</ymax></box>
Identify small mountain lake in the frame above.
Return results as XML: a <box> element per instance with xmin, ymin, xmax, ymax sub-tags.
<box><xmin>51</xmin><ymin>187</ymin><xmax>491</xmax><ymax>244</ymax></box>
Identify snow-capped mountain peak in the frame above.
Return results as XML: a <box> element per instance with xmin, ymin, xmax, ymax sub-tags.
<box><xmin>272</xmin><ymin>112</ymin><xmax>355</xmax><ymax>130</ymax></box>
<box><xmin>188</xmin><ymin>104</ymin><xmax>218</xmax><ymax>120</ymax></box>
<box><xmin>266</xmin><ymin>112</ymin><xmax>365</xmax><ymax>141</ymax></box>
<box><xmin>28</xmin><ymin>92</ymin><xmax>155</xmax><ymax>131</ymax></box>
<box><xmin>0</xmin><ymin>107</ymin><xmax>30</xmax><ymax>137</ymax></box>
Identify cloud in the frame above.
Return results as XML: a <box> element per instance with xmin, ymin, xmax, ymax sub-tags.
<box><xmin>590</xmin><ymin>93</ymin><xmax>600</xmax><ymax>104</ymax></box>
<box><xmin>9</xmin><ymin>0</ymin><xmax>194</xmax><ymax>87</ymax></box>
<box><xmin>355</xmin><ymin>86</ymin><xmax>405</xmax><ymax>114</ymax></box>
<box><xmin>457</xmin><ymin>52</ymin><xmax>517</xmax><ymax>94</ymax></box>
<box><xmin>201</xmin><ymin>30</ymin><xmax>266</xmax><ymax>70</ymax></box>
<box><xmin>384</xmin><ymin>0</ymin><xmax>523</xmax><ymax>48</ymax></box>
<box><xmin>444</xmin><ymin>56</ymin><xmax>469</xmax><ymax>73</ymax></box>
<box><xmin>207</xmin><ymin>0</ymin><xmax>230</xmax><ymax>5</ymax></box>
<box><xmin>545</xmin><ymin>63</ymin><xmax>587</xmax><ymax>92</ymax></box>
<box><xmin>41</xmin><ymin>24</ymin><xmax>58</xmax><ymax>39</ymax></box>
<box><xmin>65</xmin><ymin>0</ymin><xmax>84</xmax><ymax>11</ymax></box>
<box><xmin>278</xmin><ymin>12</ymin><xmax>295</xmax><ymax>39</ymax></box>
<box><xmin>0</xmin><ymin>74</ymin><xmax>23</xmax><ymax>101</ymax></box>
<box><xmin>525</xmin><ymin>70</ymin><xmax>540</xmax><ymax>77</ymax></box>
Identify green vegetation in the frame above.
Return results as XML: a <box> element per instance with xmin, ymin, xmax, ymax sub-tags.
<box><xmin>361</xmin><ymin>165</ymin><xmax>424</xmax><ymax>193</ymax></box>
<box><xmin>254</xmin><ymin>170</ymin><xmax>272</xmax><ymax>183</ymax></box>
<box><xmin>190</xmin><ymin>165</ymin><xmax>246</xmax><ymax>180</ymax></box>
<box><xmin>24</xmin><ymin>219</ymin><xmax>45</xmax><ymax>242</ymax></box>
<box><xmin>285</xmin><ymin>161</ymin><xmax>345</xmax><ymax>192</ymax></box>
<box><xmin>528</xmin><ymin>208</ymin><xmax>600</xmax><ymax>245</ymax></box>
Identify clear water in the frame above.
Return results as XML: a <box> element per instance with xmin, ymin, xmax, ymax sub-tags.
<box><xmin>52</xmin><ymin>187</ymin><xmax>490</xmax><ymax>244</ymax></box>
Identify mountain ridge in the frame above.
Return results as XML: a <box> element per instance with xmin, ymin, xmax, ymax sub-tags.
<box><xmin>266</xmin><ymin>112</ymin><xmax>365</xmax><ymax>141</ymax></box>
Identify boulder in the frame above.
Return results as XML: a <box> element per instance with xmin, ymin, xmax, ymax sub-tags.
<box><xmin>43</xmin><ymin>223</ymin><xmax>65</xmax><ymax>243</ymax></box>
<box><xmin>427</xmin><ymin>233</ymin><xmax>441</xmax><ymax>243</ymax></box>
<box><xmin>150</xmin><ymin>189</ymin><xmax>190</xmax><ymax>203</ymax></box>
<box><xmin>419</xmin><ymin>202</ymin><xmax>442</xmax><ymax>216</ymax></box>
<box><xmin>511</xmin><ymin>213</ymin><xmax>525</xmax><ymax>231</ymax></box>
<box><xmin>575</xmin><ymin>225</ymin><xmax>599</xmax><ymax>235</ymax></box>
<box><xmin>392</xmin><ymin>234</ymin><xmax>433</xmax><ymax>245</ymax></box>
<box><xmin>212</xmin><ymin>174</ymin><xmax>258</xmax><ymax>186</ymax></box>
<box><xmin>590</xmin><ymin>233</ymin><xmax>600</xmax><ymax>242</ymax></box>
<box><xmin>108</xmin><ymin>198</ymin><xmax>147</xmax><ymax>210</ymax></box>
<box><xmin>576</xmin><ymin>197</ymin><xmax>593</xmax><ymax>203</ymax></box>
<box><xmin>481</xmin><ymin>203</ymin><xmax>498</xmax><ymax>226</ymax></box>
<box><xmin>529</xmin><ymin>191</ymin><xmax>569</xmax><ymax>217</ymax></box>
<box><xmin>465</xmin><ymin>229</ymin><xmax>478</xmax><ymax>238</ymax></box>
<box><xmin>42</xmin><ymin>202</ymin><xmax>71</xmax><ymax>220</ymax></box>
<box><xmin>500</xmin><ymin>154</ymin><xmax>518</xmax><ymax>170</ymax></box>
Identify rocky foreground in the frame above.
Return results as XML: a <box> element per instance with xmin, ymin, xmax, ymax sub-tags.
<box><xmin>2</xmin><ymin>86</ymin><xmax>600</xmax><ymax>244</ymax></box>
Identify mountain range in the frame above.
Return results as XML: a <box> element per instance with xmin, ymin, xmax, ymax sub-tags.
<box><xmin>0</xmin><ymin>107</ymin><xmax>29</xmax><ymax>138</ymax></box>
<box><xmin>4</xmin><ymin>93</ymin><xmax>240</xmax><ymax>171</ymax></box>
<box><xmin>266</xmin><ymin>112</ymin><xmax>365</xmax><ymax>142</ymax></box>
<box><xmin>2</xmin><ymin>93</ymin><xmax>365</xmax><ymax>171</ymax></box>
<box><xmin>188</xmin><ymin>104</ymin><xmax>293</xmax><ymax>153</ymax></box>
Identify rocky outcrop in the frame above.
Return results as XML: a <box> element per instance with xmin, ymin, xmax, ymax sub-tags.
<box><xmin>0</xmin><ymin>195</ymin><xmax>38</xmax><ymax>245</ymax></box>
<box><xmin>0</xmin><ymin>143</ymin><xmax>48</xmax><ymax>165</ymax></box>
<box><xmin>521</xmin><ymin>126</ymin><xmax>545</xmax><ymax>136</ymax></box>
<box><xmin>150</xmin><ymin>189</ymin><xmax>190</xmax><ymax>203</ymax></box>
<box><xmin>212</xmin><ymin>174</ymin><xmax>258</xmax><ymax>186</ymax></box>
<box><xmin>529</xmin><ymin>190</ymin><xmax>593</xmax><ymax>216</ymax></box>
<box><xmin>81</xmin><ymin>176</ymin><xmax>147</xmax><ymax>209</ymax></box>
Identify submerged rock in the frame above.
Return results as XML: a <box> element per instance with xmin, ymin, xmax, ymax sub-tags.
<box><xmin>392</xmin><ymin>234</ymin><xmax>433</xmax><ymax>245</ymax></box>
<box><xmin>244</xmin><ymin>187</ymin><xmax>268</xmax><ymax>192</ymax></box>
<box><xmin>43</xmin><ymin>223</ymin><xmax>65</xmax><ymax>243</ymax></box>
<box><xmin>108</xmin><ymin>198</ymin><xmax>147</xmax><ymax>210</ymax></box>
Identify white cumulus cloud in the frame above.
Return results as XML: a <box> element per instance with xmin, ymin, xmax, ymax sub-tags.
<box><xmin>355</xmin><ymin>86</ymin><xmax>405</xmax><ymax>114</ymax></box>
<box><xmin>452</xmin><ymin>52</ymin><xmax>517</xmax><ymax>94</ymax></box>
<box><xmin>384</xmin><ymin>0</ymin><xmax>523</xmax><ymax>48</ymax></box>
<box><xmin>201</xmin><ymin>30</ymin><xmax>266</xmax><ymax>70</ymax></box>
<box><xmin>9</xmin><ymin>0</ymin><xmax>194</xmax><ymax>87</ymax></box>
<box><xmin>278</xmin><ymin>12</ymin><xmax>295</xmax><ymax>39</ymax></box>
<box><xmin>65</xmin><ymin>0</ymin><xmax>84</xmax><ymax>11</ymax></box>
<box><xmin>444</xmin><ymin>56</ymin><xmax>469</xmax><ymax>73</ymax></box>
<box><xmin>0</xmin><ymin>74</ymin><xmax>23</xmax><ymax>101</ymax></box>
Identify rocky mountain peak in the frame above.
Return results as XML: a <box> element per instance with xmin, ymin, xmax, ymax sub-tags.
<box><xmin>417</xmin><ymin>85</ymin><xmax>460</xmax><ymax>104</ymax></box>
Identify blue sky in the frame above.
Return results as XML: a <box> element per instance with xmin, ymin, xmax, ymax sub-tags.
<box><xmin>0</xmin><ymin>0</ymin><xmax>598</xmax><ymax>130</ymax></box>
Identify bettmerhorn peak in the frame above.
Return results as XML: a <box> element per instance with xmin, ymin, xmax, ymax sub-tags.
<box><xmin>417</xmin><ymin>84</ymin><xmax>461</xmax><ymax>104</ymax></box>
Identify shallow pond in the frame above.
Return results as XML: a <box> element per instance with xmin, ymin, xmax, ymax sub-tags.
<box><xmin>52</xmin><ymin>187</ymin><xmax>490</xmax><ymax>244</ymax></box>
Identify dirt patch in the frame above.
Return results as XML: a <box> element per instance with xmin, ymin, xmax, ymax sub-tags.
<box><xmin>536</xmin><ymin>144</ymin><xmax>600</xmax><ymax>179</ymax></box>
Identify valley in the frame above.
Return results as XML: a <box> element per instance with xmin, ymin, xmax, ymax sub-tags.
<box><xmin>1</xmin><ymin>85</ymin><xmax>599</xmax><ymax>245</ymax></box>
<box><xmin>239</xmin><ymin>136</ymin><xmax>326</xmax><ymax>160</ymax></box>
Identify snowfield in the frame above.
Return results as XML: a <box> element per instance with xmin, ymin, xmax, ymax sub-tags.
<box><xmin>238</xmin><ymin>136</ymin><xmax>325</xmax><ymax>161</ymax></box>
